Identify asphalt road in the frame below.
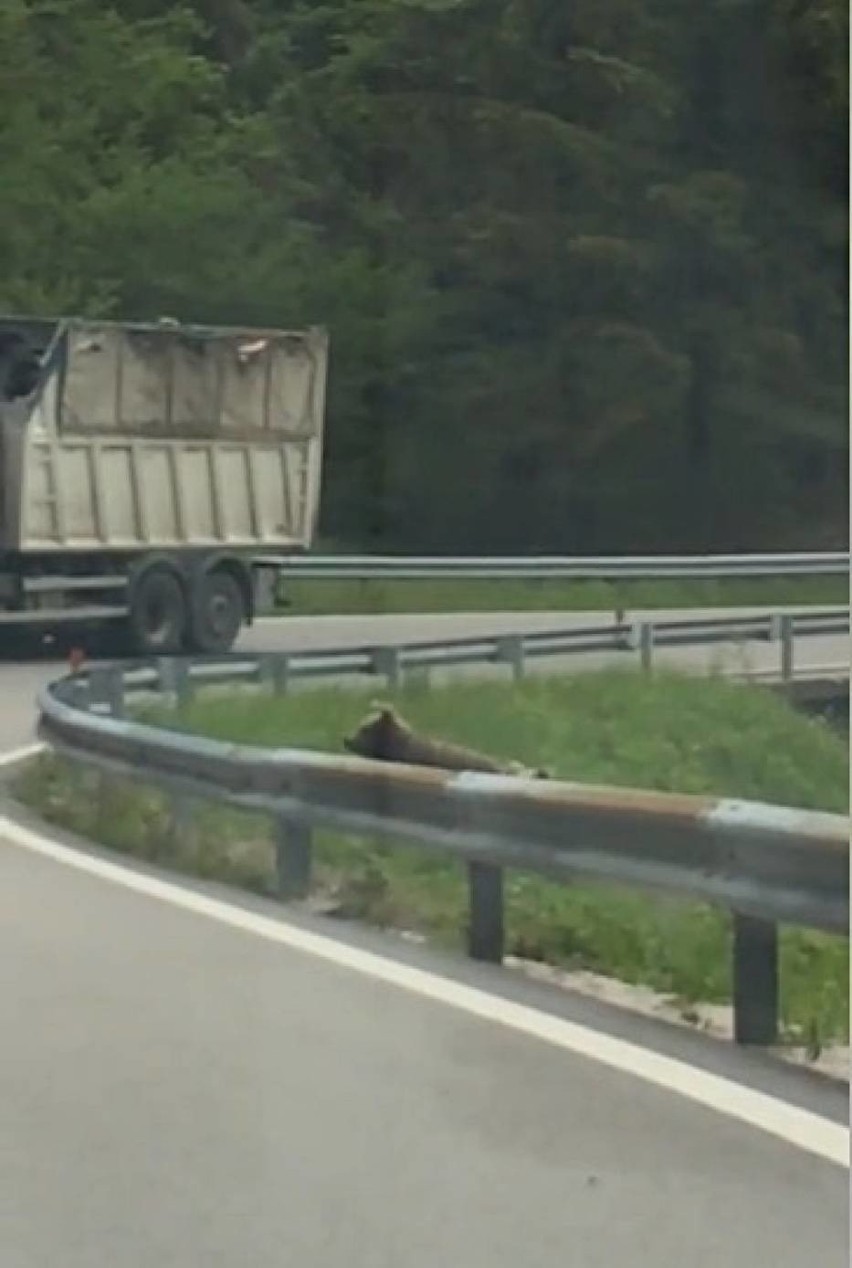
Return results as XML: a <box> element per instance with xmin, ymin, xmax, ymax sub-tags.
<box><xmin>0</xmin><ymin>835</ymin><xmax>848</xmax><ymax>1268</ymax></box>
<box><xmin>0</xmin><ymin>608</ymin><xmax>848</xmax><ymax>1266</ymax></box>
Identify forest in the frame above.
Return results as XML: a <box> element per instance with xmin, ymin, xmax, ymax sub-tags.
<box><xmin>1</xmin><ymin>0</ymin><xmax>848</xmax><ymax>552</ymax></box>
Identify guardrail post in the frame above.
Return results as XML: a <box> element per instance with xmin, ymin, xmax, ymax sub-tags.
<box><xmin>639</xmin><ymin>622</ymin><xmax>654</xmax><ymax>672</ymax></box>
<box><xmin>261</xmin><ymin>654</ymin><xmax>290</xmax><ymax>695</ymax></box>
<box><xmin>88</xmin><ymin>667</ymin><xmax>125</xmax><ymax>718</ymax></box>
<box><xmin>253</xmin><ymin>568</ymin><xmax>277</xmax><ymax>615</ymax></box>
<box><xmin>157</xmin><ymin>658</ymin><xmax>193</xmax><ymax>710</ymax></box>
<box><xmin>613</xmin><ymin>583</ymin><xmax>628</xmax><ymax>626</ymax></box>
<box><xmin>372</xmin><ymin>647</ymin><xmax>402</xmax><ymax>690</ymax></box>
<box><xmin>156</xmin><ymin>657</ymin><xmax>171</xmax><ymax>694</ymax></box>
<box><xmin>467</xmin><ymin>862</ymin><xmax>504</xmax><ymax>963</ymax></box>
<box><xmin>70</xmin><ymin>674</ymin><xmax>89</xmax><ymax>709</ymax></box>
<box><xmin>496</xmin><ymin>636</ymin><xmax>525</xmax><ymax>682</ymax></box>
<box><xmin>274</xmin><ymin>817</ymin><xmax>313</xmax><ymax>899</ymax></box>
<box><xmin>779</xmin><ymin>615</ymin><xmax>794</xmax><ymax>682</ymax></box>
<box><xmin>732</xmin><ymin>913</ymin><xmax>779</xmax><ymax>1046</ymax></box>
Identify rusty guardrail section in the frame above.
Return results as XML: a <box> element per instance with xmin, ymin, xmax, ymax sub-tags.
<box><xmin>36</xmin><ymin>652</ymin><xmax>849</xmax><ymax>1050</ymax></box>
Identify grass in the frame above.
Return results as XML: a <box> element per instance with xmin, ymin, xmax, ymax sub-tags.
<box><xmin>15</xmin><ymin>669</ymin><xmax>850</xmax><ymax>1047</ymax></box>
<box><xmin>273</xmin><ymin>574</ymin><xmax>848</xmax><ymax>616</ymax></box>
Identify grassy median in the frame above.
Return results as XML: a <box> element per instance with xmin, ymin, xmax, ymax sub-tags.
<box><xmin>15</xmin><ymin>669</ymin><xmax>849</xmax><ymax>1047</ymax></box>
<box><xmin>273</xmin><ymin>574</ymin><xmax>848</xmax><ymax>616</ymax></box>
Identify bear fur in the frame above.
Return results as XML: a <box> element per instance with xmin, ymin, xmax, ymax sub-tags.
<box><xmin>343</xmin><ymin>702</ymin><xmax>549</xmax><ymax>779</ymax></box>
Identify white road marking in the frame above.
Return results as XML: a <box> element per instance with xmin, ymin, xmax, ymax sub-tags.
<box><xmin>0</xmin><ymin>810</ymin><xmax>847</xmax><ymax>1169</ymax></box>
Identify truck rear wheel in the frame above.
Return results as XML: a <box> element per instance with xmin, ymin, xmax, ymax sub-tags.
<box><xmin>127</xmin><ymin>565</ymin><xmax>187</xmax><ymax>655</ymax></box>
<box><xmin>186</xmin><ymin>568</ymin><xmax>244</xmax><ymax>655</ymax></box>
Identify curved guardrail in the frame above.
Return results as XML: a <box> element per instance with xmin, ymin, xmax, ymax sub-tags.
<box><xmin>31</xmin><ymin>606</ymin><xmax>850</xmax><ymax>1050</ymax></box>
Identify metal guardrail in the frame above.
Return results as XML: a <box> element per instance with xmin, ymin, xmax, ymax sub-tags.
<box><xmin>268</xmin><ymin>551</ymin><xmax>850</xmax><ymax>581</ymax></box>
<box><xmin>34</xmin><ymin>608</ymin><xmax>846</xmax><ymax>696</ymax></box>
<box><xmin>32</xmin><ymin>604</ymin><xmax>850</xmax><ymax>1050</ymax></box>
<box><xmin>104</xmin><ymin>607</ymin><xmax>852</xmax><ymax>689</ymax></box>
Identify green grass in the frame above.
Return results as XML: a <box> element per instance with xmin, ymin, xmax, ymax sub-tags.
<box><xmin>274</xmin><ymin>574</ymin><xmax>848</xmax><ymax>616</ymax></box>
<box><xmin>16</xmin><ymin>669</ymin><xmax>850</xmax><ymax>1047</ymax></box>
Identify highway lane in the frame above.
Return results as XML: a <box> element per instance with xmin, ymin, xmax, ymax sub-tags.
<box><xmin>0</xmin><ymin>836</ymin><xmax>847</xmax><ymax>1268</ymax></box>
<box><xmin>0</xmin><ymin>660</ymin><xmax>60</xmax><ymax>752</ymax></box>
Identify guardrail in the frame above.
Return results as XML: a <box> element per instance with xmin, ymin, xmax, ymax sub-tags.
<box><xmin>31</xmin><ymin>605</ymin><xmax>850</xmax><ymax>1051</ymax></box>
<box><xmin>311</xmin><ymin>608</ymin><xmax>848</xmax><ymax>685</ymax></box>
<box><xmin>268</xmin><ymin>550</ymin><xmax>850</xmax><ymax>581</ymax></box>
<box><xmin>104</xmin><ymin>607</ymin><xmax>852</xmax><ymax>690</ymax></box>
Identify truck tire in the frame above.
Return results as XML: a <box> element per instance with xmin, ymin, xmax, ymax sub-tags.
<box><xmin>127</xmin><ymin>565</ymin><xmax>187</xmax><ymax>655</ymax></box>
<box><xmin>186</xmin><ymin>568</ymin><xmax>244</xmax><ymax>655</ymax></box>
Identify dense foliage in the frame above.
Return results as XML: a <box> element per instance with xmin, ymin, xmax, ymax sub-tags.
<box><xmin>2</xmin><ymin>0</ymin><xmax>847</xmax><ymax>551</ymax></box>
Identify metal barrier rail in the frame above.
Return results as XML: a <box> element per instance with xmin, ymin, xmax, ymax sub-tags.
<box><xmin>267</xmin><ymin>551</ymin><xmax>850</xmax><ymax>581</ymax></box>
<box><xmin>33</xmin><ymin>604</ymin><xmax>850</xmax><ymax>1050</ymax></box>
<box><xmin>99</xmin><ymin>607</ymin><xmax>852</xmax><ymax>692</ymax></box>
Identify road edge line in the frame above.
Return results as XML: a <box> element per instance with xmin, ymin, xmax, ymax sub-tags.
<box><xmin>1</xmin><ymin>810</ymin><xmax>847</xmax><ymax>1169</ymax></box>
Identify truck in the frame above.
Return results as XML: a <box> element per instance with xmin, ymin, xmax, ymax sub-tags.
<box><xmin>0</xmin><ymin>315</ymin><xmax>329</xmax><ymax>655</ymax></box>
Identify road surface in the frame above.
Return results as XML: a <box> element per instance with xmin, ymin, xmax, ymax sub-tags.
<box><xmin>0</xmin><ymin>609</ymin><xmax>848</xmax><ymax>1265</ymax></box>
<box><xmin>0</xmin><ymin>827</ymin><xmax>847</xmax><ymax>1268</ymax></box>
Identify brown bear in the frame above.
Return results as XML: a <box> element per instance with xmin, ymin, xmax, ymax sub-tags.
<box><xmin>343</xmin><ymin>702</ymin><xmax>549</xmax><ymax>779</ymax></box>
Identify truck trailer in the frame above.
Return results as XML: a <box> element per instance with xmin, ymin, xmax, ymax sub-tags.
<box><xmin>0</xmin><ymin>315</ymin><xmax>329</xmax><ymax>654</ymax></box>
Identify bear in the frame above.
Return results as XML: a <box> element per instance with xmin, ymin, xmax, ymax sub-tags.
<box><xmin>343</xmin><ymin>702</ymin><xmax>549</xmax><ymax>779</ymax></box>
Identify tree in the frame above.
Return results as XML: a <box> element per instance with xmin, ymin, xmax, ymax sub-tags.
<box><xmin>0</xmin><ymin>0</ymin><xmax>319</xmax><ymax>323</ymax></box>
<box><xmin>1</xmin><ymin>0</ymin><xmax>846</xmax><ymax>549</ymax></box>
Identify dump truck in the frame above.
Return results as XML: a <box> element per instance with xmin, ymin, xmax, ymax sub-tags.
<box><xmin>0</xmin><ymin>315</ymin><xmax>329</xmax><ymax>654</ymax></box>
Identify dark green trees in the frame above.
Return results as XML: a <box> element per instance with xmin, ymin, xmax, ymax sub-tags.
<box><xmin>2</xmin><ymin>0</ymin><xmax>846</xmax><ymax>549</ymax></box>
